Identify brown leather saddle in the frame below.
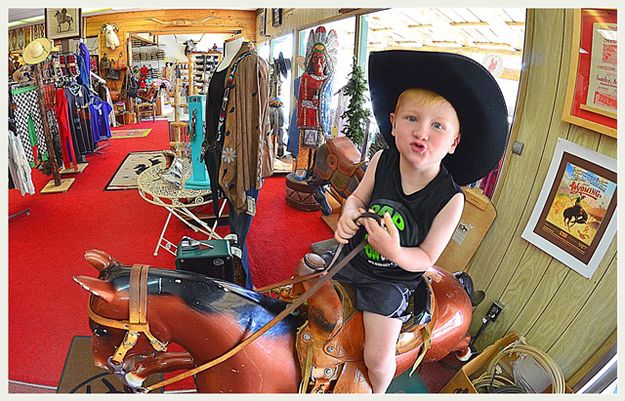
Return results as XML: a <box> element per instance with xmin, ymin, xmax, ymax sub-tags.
<box><xmin>284</xmin><ymin>254</ymin><xmax>434</xmax><ymax>393</ymax></box>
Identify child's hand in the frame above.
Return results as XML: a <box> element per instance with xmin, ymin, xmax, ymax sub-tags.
<box><xmin>361</xmin><ymin>211</ymin><xmax>401</xmax><ymax>261</ymax></box>
<box><xmin>335</xmin><ymin>207</ymin><xmax>366</xmax><ymax>244</ymax></box>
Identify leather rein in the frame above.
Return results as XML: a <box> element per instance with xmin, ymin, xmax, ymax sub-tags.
<box><xmin>89</xmin><ymin>213</ymin><xmax>381</xmax><ymax>393</ymax></box>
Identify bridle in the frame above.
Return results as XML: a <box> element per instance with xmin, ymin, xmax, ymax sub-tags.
<box><xmin>88</xmin><ymin>264</ymin><xmax>168</xmax><ymax>369</ymax></box>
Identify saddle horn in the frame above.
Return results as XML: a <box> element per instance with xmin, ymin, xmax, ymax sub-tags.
<box><xmin>85</xmin><ymin>249</ymin><xmax>119</xmax><ymax>272</ymax></box>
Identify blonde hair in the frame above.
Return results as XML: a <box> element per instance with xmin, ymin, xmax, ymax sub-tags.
<box><xmin>394</xmin><ymin>88</ymin><xmax>453</xmax><ymax>113</ymax></box>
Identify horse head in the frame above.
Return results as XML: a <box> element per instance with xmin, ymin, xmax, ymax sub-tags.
<box><xmin>310</xmin><ymin>136</ymin><xmax>367</xmax><ymax>215</ymax></box>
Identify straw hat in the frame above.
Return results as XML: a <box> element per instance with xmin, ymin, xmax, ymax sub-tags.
<box><xmin>22</xmin><ymin>38</ymin><xmax>55</xmax><ymax>65</ymax></box>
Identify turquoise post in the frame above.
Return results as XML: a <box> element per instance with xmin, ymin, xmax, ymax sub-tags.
<box><xmin>184</xmin><ymin>95</ymin><xmax>211</xmax><ymax>190</ymax></box>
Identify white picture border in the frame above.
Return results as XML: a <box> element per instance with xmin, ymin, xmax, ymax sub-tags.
<box><xmin>521</xmin><ymin>138</ymin><xmax>617</xmax><ymax>279</ymax></box>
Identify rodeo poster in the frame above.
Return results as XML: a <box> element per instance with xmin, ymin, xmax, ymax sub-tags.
<box><xmin>522</xmin><ymin>138</ymin><xmax>617</xmax><ymax>279</ymax></box>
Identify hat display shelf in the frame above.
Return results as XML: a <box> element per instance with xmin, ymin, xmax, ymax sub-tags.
<box><xmin>187</xmin><ymin>50</ymin><xmax>222</xmax><ymax>96</ymax></box>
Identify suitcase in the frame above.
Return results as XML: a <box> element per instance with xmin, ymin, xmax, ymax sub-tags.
<box><xmin>175</xmin><ymin>237</ymin><xmax>237</xmax><ymax>283</ymax></box>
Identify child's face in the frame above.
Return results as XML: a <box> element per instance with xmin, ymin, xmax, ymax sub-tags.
<box><xmin>390</xmin><ymin>96</ymin><xmax>461</xmax><ymax>170</ymax></box>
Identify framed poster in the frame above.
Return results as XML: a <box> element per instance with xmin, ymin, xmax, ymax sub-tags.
<box><xmin>562</xmin><ymin>9</ymin><xmax>617</xmax><ymax>138</ymax></box>
<box><xmin>45</xmin><ymin>8</ymin><xmax>81</xmax><ymax>40</ymax></box>
<box><xmin>259</xmin><ymin>9</ymin><xmax>267</xmax><ymax>37</ymax></box>
<box><xmin>272</xmin><ymin>8</ymin><xmax>282</xmax><ymax>27</ymax></box>
<box><xmin>522</xmin><ymin>139</ymin><xmax>617</xmax><ymax>279</ymax></box>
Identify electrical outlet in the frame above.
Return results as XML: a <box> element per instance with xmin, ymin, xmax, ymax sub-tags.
<box><xmin>486</xmin><ymin>301</ymin><xmax>504</xmax><ymax>322</ymax></box>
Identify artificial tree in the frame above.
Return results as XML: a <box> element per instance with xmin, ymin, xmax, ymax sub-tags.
<box><xmin>340</xmin><ymin>60</ymin><xmax>371</xmax><ymax>149</ymax></box>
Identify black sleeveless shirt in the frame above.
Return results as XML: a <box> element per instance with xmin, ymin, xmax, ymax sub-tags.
<box><xmin>346</xmin><ymin>148</ymin><xmax>463</xmax><ymax>287</ymax></box>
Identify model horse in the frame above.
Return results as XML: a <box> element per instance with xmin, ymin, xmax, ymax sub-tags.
<box><xmin>74</xmin><ymin>247</ymin><xmax>474</xmax><ymax>393</ymax></box>
<box><xmin>310</xmin><ymin>136</ymin><xmax>367</xmax><ymax>215</ymax></box>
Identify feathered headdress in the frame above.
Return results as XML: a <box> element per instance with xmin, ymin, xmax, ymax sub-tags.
<box><xmin>304</xmin><ymin>26</ymin><xmax>338</xmax><ymax>76</ymax></box>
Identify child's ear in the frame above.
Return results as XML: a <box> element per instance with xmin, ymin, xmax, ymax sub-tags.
<box><xmin>390</xmin><ymin>113</ymin><xmax>397</xmax><ymax>136</ymax></box>
<box><xmin>449</xmin><ymin>132</ymin><xmax>461</xmax><ymax>154</ymax></box>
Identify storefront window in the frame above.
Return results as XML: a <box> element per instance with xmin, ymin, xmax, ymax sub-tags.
<box><xmin>270</xmin><ymin>33</ymin><xmax>294</xmax><ymax>117</ymax></box>
<box><xmin>361</xmin><ymin>8</ymin><xmax>526</xmax><ymax>129</ymax></box>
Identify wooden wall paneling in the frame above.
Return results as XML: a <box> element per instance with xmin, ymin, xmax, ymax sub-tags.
<box><xmin>524</xmin><ymin>236</ymin><xmax>616</xmax><ymax>350</ymax></box>
<box><xmin>568</xmin><ymin>330</ymin><xmax>616</xmax><ymax>388</ymax></box>
<box><xmin>543</xmin><ymin>254</ymin><xmax>616</xmax><ymax>379</ymax></box>
<box><xmin>489</xmin><ymin>10</ymin><xmax>532</xmax><ymax>205</ymax></box>
<box><xmin>498</xmin><ymin>12</ymin><xmax>599</xmax><ymax>341</ymax></box>
<box><xmin>466</xmin><ymin>9</ymin><xmax>567</xmax><ymax>338</ymax></box>
<box><xmin>471</xmin><ymin>9</ymin><xmax>576</xmax><ymax>349</ymax></box>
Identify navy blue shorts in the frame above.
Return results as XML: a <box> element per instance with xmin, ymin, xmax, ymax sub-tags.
<box><xmin>333</xmin><ymin>262</ymin><xmax>413</xmax><ymax>322</ymax></box>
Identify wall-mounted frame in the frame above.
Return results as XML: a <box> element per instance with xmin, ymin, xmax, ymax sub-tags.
<box><xmin>259</xmin><ymin>9</ymin><xmax>267</xmax><ymax>37</ymax></box>
<box><xmin>68</xmin><ymin>36</ymin><xmax>99</xmax><ymax>55</ymax></box>
<box><xmin>562</xmin><ymin>9</ymin><xmax>617</xmax><ymax>138</ymax></box>
<box><xmin>272</xmin><ymin>8</ymin><xmax>283</xmax><ymax>27</ymax></box>
<box><xmin>522</xmin><ymin>139</ymin><xmax>617</xmax><ymax>279</ymax></box>
<box><xmin>45</xmin><ymin>8</ymin><xmax>82</xmax><ymax>40</ymax></box>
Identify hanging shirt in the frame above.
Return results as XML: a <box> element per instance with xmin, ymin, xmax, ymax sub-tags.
<box><xmin>78</xmin><ymin>43</ymin><xmax>92</xmax><ymax>87</ymax></box>
<box><xmin>89</xmin><ymin>97</ymin><xmax>113</xmax><ymax>142</ymax></box>
<box><xmin>8</xmin><ymin>129</ymin><xmax>35</xmax><ymax>195</ymax></box>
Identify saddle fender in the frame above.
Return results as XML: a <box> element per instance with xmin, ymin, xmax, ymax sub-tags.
<box><xmin>290</xmin><ymin>253</ymin><xmax>437</xmax><ymax>392</ymax></box>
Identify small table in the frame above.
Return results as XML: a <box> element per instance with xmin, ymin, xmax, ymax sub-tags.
<box><xmin>137</xmin><ymin>164</ymin><xmax>226</xmax><ymax>256</ymax></box>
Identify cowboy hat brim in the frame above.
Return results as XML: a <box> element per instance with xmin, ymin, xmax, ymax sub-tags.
<box><xmin>23</xmin><ymin>37</ymin><xmax>54</xmax><ymax>65</ymax></box>
<box><xmin>368</xmin><ymin>50</ymin><xmax>510</xmax><ymax>186</ymax></box>
<box><xmin>278</xmin><ymin>52</ymin><xmax>291</xmax><ymax>79</ymax></box>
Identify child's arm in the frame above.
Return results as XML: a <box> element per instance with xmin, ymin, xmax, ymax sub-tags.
<box><xmin>362</xmin><ymin>192</ymin><xmax>464</xmax><ymax>272</ymax></box>
<box><xmin>334</xmin><ymin>150</ymin><xmax>383</xmax><ymax>244</ymax></box>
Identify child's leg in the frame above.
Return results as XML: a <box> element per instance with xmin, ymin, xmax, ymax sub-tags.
<box><xmin>362</xmin><ymin>311</ymin><xmax>403</xmax><ymax>393</ymax></box>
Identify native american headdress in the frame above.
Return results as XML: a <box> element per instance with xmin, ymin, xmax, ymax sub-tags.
<box><xmin>304</xmin><ymin>26</ymin><xmax>338</xmax><ymax>76</ymax></box>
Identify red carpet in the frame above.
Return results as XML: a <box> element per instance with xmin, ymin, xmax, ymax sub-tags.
<box><xmin>9</xmin><ymin>119</ymin><xmax>459</xmax><ymax>392</ymax></box>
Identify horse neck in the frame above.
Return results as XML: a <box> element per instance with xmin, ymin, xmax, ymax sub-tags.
<box><xmin>147</xmin><ymin>290</ymin><xmax>296</xmax><ymax>358</ymax></box>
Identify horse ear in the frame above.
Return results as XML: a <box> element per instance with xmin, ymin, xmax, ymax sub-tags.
<box><xmin>84</xmin><ymin>249</ymin><xmax>118</xmax><ymax>272</ymax></box>
<box><xmin>73</xmin><ymin>276</ymin><xmax>115</xmax><ymax>302</ymax></box>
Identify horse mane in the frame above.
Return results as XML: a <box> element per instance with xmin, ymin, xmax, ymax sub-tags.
<box><xmin>101</xmin><ymin>264</ymin><xmax>297</xmax><ymax>320</ymax></box>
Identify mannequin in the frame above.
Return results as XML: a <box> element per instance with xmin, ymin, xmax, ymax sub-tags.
<box><xmin>202</xmin><ymin>33</ymin><xmax>271</xmax><ymax>289</ymax></box>
<box><xmin>215</xmin><ymin>34</ymin><xmax>243</xmax><ymax>72</ymax></box>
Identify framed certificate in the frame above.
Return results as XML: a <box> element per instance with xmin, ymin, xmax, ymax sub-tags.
<box><xmin>561</xmin><ymin>9</ymin><xmax>617</xmax><ymax>138</ymax></box>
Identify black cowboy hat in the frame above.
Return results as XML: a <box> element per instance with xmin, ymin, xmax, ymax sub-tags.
<box><xmin>368</xmin><ymin>50</ymin><xmax>510</xmax><ymax>186</ymax></box>
<box><xmin>277</xmin><ymin>52</ymin><xmax>292</xmax><ymax>79</ymax></box>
